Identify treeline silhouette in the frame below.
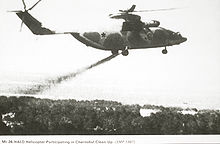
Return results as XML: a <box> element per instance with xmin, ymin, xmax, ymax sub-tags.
<box><xmin>0</xmin><ymin>96</ymin><xmax>220</xmax><ymax>135</ymax></box>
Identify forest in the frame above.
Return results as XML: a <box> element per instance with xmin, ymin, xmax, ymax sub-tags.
<box><xmin>0</xmin><ymin>96</ymin><xmax>220</xmax><ymax>135</ymax></box>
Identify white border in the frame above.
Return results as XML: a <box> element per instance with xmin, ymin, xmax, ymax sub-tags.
<box><xmin>1</xmin><ymin>135</ymin><xmax>220</xmax><ymax>144</ymax></box>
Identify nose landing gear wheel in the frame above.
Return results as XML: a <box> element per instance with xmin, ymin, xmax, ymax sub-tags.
<box><xmin>122</xmin><ymin>50</ymin><xmax>129</xmax><ymax>56</ymax></box>
<box><xmin>162</xmin><ymin>48</ymin><xmax>168</xmax><ymax>54</ymax></box>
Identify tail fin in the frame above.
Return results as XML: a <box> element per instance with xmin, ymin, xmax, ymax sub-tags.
<box><xmin>16</xmin><ymin>11</ymin><xmax>55</xmax><ymax>35</ymax></box>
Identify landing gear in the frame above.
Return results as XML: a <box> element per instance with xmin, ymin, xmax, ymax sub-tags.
<box><xmin>111</xmin><ymin>48</ymin><xmax>129</xmax><ymax>56</ymax></box>
<box><xmin>162</xmin><ymin>47</ymin><xmax>168</xmax><ymax>54</ymax></box>
<box><xmin>111</xmin><ymin>50</ymin><xmax>118</xmax><ymax>55</ymax></box>
<box><xmin>122</xmin><ymin>49</ymin><xmax>129</xmax><ymax>56</ymax></box>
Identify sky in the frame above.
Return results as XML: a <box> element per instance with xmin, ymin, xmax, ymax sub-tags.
<box><xmin>0</xmin><ymin>0</ymin><xmax>220</xmax><ymax>109</ymax></box>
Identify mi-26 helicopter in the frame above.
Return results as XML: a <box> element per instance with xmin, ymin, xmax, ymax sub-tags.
<box><xmin>12</xmin><ymin>0</ymin><xmax>187</xmax><ymax>56</ymax></box>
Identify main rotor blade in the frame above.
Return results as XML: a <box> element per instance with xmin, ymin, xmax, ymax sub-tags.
<box><xmin>133</xmin><ymin>8</ymin><xmax>179</xmax><ymax>13</ymax></box>
<box><xmin>22</xmin><ymin>0</ymin><xmax>27</xmax><ymax>10</ymax></box>
<box><xmin>109</xmin><ymin>7</ymin><xmax>180</xmax><ymax>17</ymax></box>
<box><xmin>7</xmin><ymin>10</ymin><xmax>22</xmax><ymax>13</ymax></box>
<box><xmin>28</xmin><ymin>0</ymin><xmax>42</xmax><ymax>11</ymax></box>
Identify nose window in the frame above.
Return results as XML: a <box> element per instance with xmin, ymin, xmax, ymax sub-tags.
<box><xmin>170</xmin><ymin>32</ymin><xmax>182</xmax><ymax>39</ymax></box>
<box><xmin>176</xmin><ymin>32</ymin><xmax>182</xmax><ymax>37</ymax></box>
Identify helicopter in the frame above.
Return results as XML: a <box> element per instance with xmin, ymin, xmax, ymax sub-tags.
<box><xmin>12</xmin><ymin>0</ymin><xmax>187</xmax><ymax>56</ymax></box>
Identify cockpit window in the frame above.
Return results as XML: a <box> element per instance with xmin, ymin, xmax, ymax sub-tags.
<box><xmin>176</xmin><ymin>32</ymin><xmax>182</xmax><ymax>37</ymax></box>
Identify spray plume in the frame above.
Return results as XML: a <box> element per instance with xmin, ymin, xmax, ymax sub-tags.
<box><xmin>20</xmin><ymin>53</ymin><xmax>120</xmax><ymax>94</ymax></box>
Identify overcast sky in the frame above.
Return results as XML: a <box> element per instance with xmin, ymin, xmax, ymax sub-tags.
<box><xmin>0</xmin><ymin>0</ymin><xmax>220</xmax><ymax>109</ymax></box>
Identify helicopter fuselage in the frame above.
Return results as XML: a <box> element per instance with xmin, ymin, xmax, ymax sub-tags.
<box><xmin>71</xmin><ymin>26</ymin><xmax>187</xmax><ymax>54</ymax></box>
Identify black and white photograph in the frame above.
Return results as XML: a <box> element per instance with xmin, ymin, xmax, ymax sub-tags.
<box><xmin>0</xmin><ymin>0</ymin><xmax>220</xmax><ymax>142</ymax></box>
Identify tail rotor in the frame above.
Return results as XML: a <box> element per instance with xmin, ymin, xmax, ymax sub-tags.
<box><xmin>9</xmin><ymin>0</ymin><xmax>42</xmax><ymax>31</ymax></box>
<box><xmin>27</xmin><ymin>0</ymin><xmax>42</xmax><ymax>11</ymax></box>
<box><xmin>22</xmin><ymin>0</ymin><xmax>27</xmax><ymax>11</ymax></box>
<box><xmin>20</xmin><ymin>21</ymin><xmax>24</xmax><ymax>32</ymax></box>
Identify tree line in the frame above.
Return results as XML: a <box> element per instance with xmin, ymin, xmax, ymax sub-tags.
<box><xmin>0</xmin><ymin>96</ymin><xmax>220</xmax><ymax>134</ymax></box>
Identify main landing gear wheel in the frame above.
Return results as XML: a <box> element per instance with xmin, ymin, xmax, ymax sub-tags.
<box><xmin>162</xmin><ymin>48</ymin><xmax>168</xmax><ymax>54</ymax></box>
<box><xmin>122</xmin><ymin>50</ymin><xmax>129</xmax><ymax>56</ymax></box>
<box><xmin>111</xmin><ymin>50</ymin><xmax>118</xmax><ymax>55</ymax></box>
